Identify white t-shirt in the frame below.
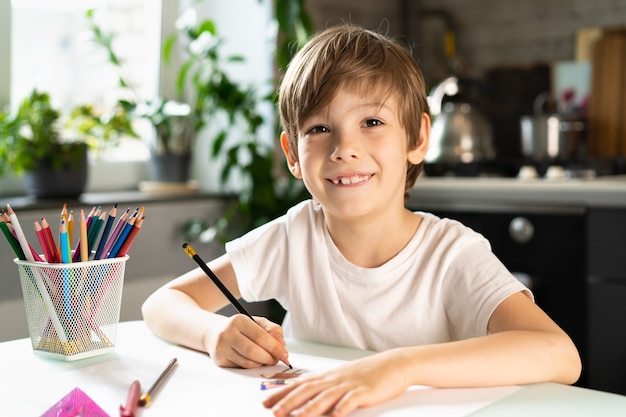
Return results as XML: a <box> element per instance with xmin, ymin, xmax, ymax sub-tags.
<box><xmin>225</xmin><ymin>200</ymin><xmax>531</xmax><ymax>352</ymax></box>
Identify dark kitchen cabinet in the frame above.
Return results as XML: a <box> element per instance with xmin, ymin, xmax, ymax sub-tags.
<box><xmin>587</xmin><ymin>208</ymin><xmax>626</xmax><ymax>395</ymax></box>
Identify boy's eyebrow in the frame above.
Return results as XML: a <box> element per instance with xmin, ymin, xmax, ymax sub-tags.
<box><xmin>353</xmin><ymin>101</ymin><xmax>394</xmax><ymax>115</ymax></box>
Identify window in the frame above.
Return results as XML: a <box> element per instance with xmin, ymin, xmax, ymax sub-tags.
<box><xmin>11</xmin><ymin>0</ymin><xmax>160</xmax><ymax>121</ymax></box>
<box><xmin>1</xmin><ymin>0</ymin><xmax>274</xmax><ymax>195</ymax></box>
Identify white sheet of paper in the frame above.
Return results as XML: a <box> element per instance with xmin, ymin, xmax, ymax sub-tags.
<box><xmin>1</xmin><ymin>348</ymin><xmax>520</xmax><ymax>416</ymax></box>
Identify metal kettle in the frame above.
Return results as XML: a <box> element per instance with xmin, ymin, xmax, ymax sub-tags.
<box><xmin>425</xmin><ymin>76</ymin><xmax>496</xmax><ymax>164</ymax></box>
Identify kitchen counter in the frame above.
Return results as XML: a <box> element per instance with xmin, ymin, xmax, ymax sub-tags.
<box><xmin>409</xmin><ymin>176</ymin><xmax>626</xmax><ymax>210</ymax></box>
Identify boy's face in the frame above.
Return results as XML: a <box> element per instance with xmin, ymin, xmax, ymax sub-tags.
<box><xmin>280</xmin><ymin>87</ymin><xmax>428</xmax><ymax>221</ymax></box>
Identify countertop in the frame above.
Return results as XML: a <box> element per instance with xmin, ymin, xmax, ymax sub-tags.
<box><xmin>409</xmin><ymin>175</ymin><xmax>626</xmax><ymax>210</ymax></box>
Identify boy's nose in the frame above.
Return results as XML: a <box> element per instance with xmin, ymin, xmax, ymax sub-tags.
<box><xmin>330</xmin><ymin>132</ymin><xmax>360</xmax><ymax>161</ymax></box>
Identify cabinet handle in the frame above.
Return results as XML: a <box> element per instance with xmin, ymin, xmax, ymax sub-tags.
<box><xmin>509</xmin><ymin>216</ymin><xmax>534</xmax><ymax>244</ymax></box>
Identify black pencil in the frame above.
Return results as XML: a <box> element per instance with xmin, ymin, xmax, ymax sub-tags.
<box><xmin>181</xmin><ymin>242</ymin><xmax>292</xmax><ymax>369</ymax></box>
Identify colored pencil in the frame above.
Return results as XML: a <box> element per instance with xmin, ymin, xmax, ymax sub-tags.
<box><xmin>0</xmin><ymin>219</ymin><xmax>25</xmax><ymax>260</ymax></box>
<box><xmin>6</xmin><ymin>204</ymin><xmax>34</xmax><ymax>262</ymax></box>
<box><xmin>116</xmin><ymin>215</ymin><xmax>144</xmax><ymax>257</ymax></box>
<box><xmin>79</xmin><ymin>209</ymin><xmax>89</xmax><ymax>262</ymax></box>
<box><xmin>73</xmin><ymin>206</ymin><xmax>97</xmax><ymax>262</ymax></box>
<box><xmin>98</xmin><ymin>207</ymin><xmax>130</xmax><ymax>259</ymax></box>
<box><xmin>94</xmin><ymin>203</ymin><xmax>117</xmax><ymax>260</ymax></box>
<box><xmin>3</xmin><ymin>207</ymin><xmax>43</xmax><ymax>262</ymax></box>
<box><xmin>41</xmin><ymin>218</ymin><xmax>61</xmax><ymax>263</ymax></box>
<box><xmin>59</xmin><ymin>218</ymin><xmax>72</xmax><ymax>317</ymax></box>
<box><xmin>87</xmin><ymin>212</ymin><xmax>106</xmax><ymax>254</ymax></box>
<box><xmin>34</xmin><ymin>220</ymin><xmax>55</xmax><ymax>263</ymax></box>
<box><xmin>107</xmin><ymin>210</ymin><xmax>138</xmax><ymax>258</ymax></box>
<box><xmin>59</xmin><ymin>218</ymin><xmax>71</xmax><ymax>264</ymax></box>
<box><xmin>67</xmin><ymin>210</ymin><xmax>74</xmax><ymax>248</ymax></box>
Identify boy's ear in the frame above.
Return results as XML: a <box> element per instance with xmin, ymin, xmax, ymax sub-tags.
<box><xmin>408</xmin><ymin>112</ymin><xmax>431</xmax><ymax>165</ymax></box>
<box><xmin>280</xmin><ymin>131</ymin><xmax>302</xmax><ymax>178</ymax></box>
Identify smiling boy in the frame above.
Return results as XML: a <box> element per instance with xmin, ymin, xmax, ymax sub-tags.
<box><xmin>142</xmin><ymin>24</ymin><xmax>581</xmax><ymax>417</ymax></box>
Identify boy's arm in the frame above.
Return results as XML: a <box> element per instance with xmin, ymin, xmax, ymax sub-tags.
<box><xmin>142</xmin><ymin>253</ymin><xmax>289</xmax><ymax>368</ymax></box>
<box><xmin>263</xmin><ymin>291</ymin><xmax>582</xmax><ymax>417</ymax></box>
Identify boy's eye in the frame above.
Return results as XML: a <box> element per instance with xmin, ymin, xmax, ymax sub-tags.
<box><xmin>307</xmin><ymin>125</ymin><xmax>329</xmax><ymax>134</ymax></box>
<box><xmin>364</xmin><ymin>118</ymin><xmax>383</xmax><ymax>127</ymax></box>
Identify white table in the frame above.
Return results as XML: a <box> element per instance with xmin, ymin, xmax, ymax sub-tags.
<box><xmin>1</xmin><ymin>321</ymin><xmax>625</xmax><ymax>416</ymax></box>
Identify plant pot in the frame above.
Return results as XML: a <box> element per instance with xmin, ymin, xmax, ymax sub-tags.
<box><xmin>148</xmin><ymin>151</ymin><xmax>191</xmax><ymax>183</ymax></box>
<box><xmin>23</xmin><ymin>143</ymin><xmax>88</xmax><ymax>199</ymax></box>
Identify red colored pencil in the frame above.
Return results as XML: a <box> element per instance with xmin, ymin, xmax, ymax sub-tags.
<box><xmin>117</xmin><ymin>216</ymin><xmax>144</xmax><ymax>257</ymax></box>
<box><xmin>41</xmin><ymin>218</ymin><xmax>61</xmax><ymax>263</ymax></box>
<box><xmin>34</xmin><ymin>220</ymin><xmax>55</xmax><ymax>263</ymax></box>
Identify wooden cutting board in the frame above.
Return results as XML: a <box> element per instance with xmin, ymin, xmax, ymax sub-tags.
<box><xmin>588</xmin><ymin>28</ymin><xmax>626</xmax><ymax>157</ymax></box>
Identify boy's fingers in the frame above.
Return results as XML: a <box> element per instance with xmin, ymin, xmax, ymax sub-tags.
<box><xmin>239</xmin><ymin>316</ymin><xmax>289</xmax><ymax>365</ymax></box>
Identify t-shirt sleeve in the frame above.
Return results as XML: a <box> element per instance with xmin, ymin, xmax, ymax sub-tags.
<box><xmin>442</xmin><ymin>236</ymin><xmax>532</xmax><ymax>339</ymax></box>
<box><xmin>225</xmin><ymin>217</ymin><xmax>290</xmax><ymax>303</ymax></box>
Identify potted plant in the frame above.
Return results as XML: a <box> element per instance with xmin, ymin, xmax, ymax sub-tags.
<box><xmin>0</xmin><ymin>89</ymin><xmax>134</xmax><ymax>198</ymax></box>
<box><xmin>86</xmin><ymin>6</ymin><xmax>276</xmax><ymax>185</ymax></box>
<box><xmin>86</xmin><ymin>1</ymin><xmax>312</xmax><ymax>238</ymax></box>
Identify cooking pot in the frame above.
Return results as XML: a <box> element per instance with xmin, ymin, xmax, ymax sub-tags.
<box><xmin>425</xmin><ymin>76</ymin><xmax>496</xmax><ymax>164</ymax></box>
<box><xmin>520</xmin><ymin>93</ymin><xmax>587</xmax><ymax>163</ymax></box>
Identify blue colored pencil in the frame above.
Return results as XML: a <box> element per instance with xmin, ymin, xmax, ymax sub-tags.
<box><xmin>107</xmin><ymin>211</ymin><xmax>138</xmax><ymax>258</ymax></box>
<box><xmin>94</xmin><ymin>204</ymin><xmax>117</xmax><ymax>260</ymax></box>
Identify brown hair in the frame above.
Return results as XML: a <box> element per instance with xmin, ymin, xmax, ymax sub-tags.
<box><xmin>278</xmin><ymin>24</ymin><xmax>430</xmax><ymax>199</ymax></box>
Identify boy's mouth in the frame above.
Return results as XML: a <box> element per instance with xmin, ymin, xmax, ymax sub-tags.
<box><xmin>329</xmin><ymin>174</ymin><xmax>371</xmax><ymax>185</ymax></box>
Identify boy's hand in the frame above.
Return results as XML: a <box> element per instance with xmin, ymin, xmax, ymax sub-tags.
<box><xmin>263</xmin><ymin>351</ymin><xmax>409</xmax><ymax>417</ymax></box>
<box><xmin>206</xmin><ymin>314</ymin><xmax>289</xmax><ymax>368</ymax></box>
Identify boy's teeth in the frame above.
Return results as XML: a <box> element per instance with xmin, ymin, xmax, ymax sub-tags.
<box><xmin>332</xmin><ymin>175</ymin><xmax>369</xmax><ymax>185</ymax></box>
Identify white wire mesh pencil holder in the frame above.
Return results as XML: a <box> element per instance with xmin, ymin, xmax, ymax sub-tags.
<box><xmin>14</xmin><ymin>255</ymin><xmax>129</xmax><ymax>361</ymax></box>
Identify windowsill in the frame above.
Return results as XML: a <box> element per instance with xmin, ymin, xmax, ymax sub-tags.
<box><xmin>0</xmin><ymin>158</ymin><xmax>149</xmax><ymax>197</ymax></box>
<box><xmin>0</xmin><ymin>158</ymin><xmax>236</xmax><ymax>209</ymax></box>
<box><xmin>2</xmin><ymin>188</ymin><xmax>233</xmax><ymax>211</ymax></box>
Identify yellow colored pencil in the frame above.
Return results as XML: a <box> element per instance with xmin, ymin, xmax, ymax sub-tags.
<box><xmin>79</xmin><ymin>209</ymin><xmax>89</xmax><ymax>262</ymax></box>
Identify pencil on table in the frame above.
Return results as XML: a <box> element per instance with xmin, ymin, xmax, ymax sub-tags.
<box><xmin>138</xmin><ymin>358</ymin><xmax>178</xmax><ymax>407</ymax></box>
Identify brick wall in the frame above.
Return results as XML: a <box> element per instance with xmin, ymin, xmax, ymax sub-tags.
<box><xmin>304</xmin><ymin>0</ymin><xmax>626</xmax><ymax>159</ymax></box>
<box><xmin>306</xmin><ymin>0</ymin><xmax>626</xmax><ymax>85</ymax></box>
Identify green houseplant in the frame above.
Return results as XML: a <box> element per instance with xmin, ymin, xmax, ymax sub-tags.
<box><xmin>86</xmin><ymin>7</ymin><xmax>264</xmax><ymax>183</ymax></box>
<box><xmin>0</xmin><ymin>89</ymin><xmax>134</xmax><ymax>198</ymax></box>
<box><xmin>86</xmin><ymin>1</ymin><xmax>313</xmax><ymax>239</ymax></box>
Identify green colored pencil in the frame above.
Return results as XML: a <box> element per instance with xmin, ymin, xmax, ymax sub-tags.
<box><xmin>0</xmin><ymin>221</ymin><xmax>26</xmax><ymax>260</ymax></box>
